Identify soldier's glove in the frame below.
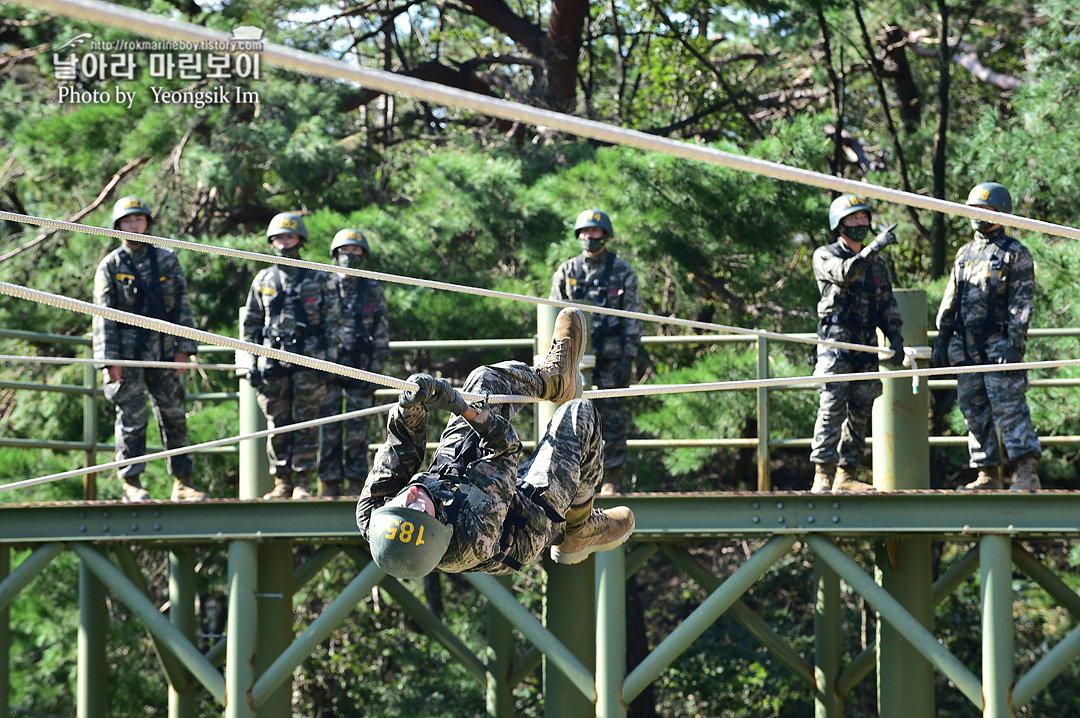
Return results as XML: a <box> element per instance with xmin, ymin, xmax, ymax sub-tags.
<box><xmin>860</xmin><ymin>222</ymin><xmax>898</xmax><ymax>257</ymax></box>
<box><xmin>247</xmin><ymin>366</ymin><xmax>263</xmax><ymax>389</ymax></box>
<box><xmin>887</xmin><ymin>333</ymin><xmax>906</xmax><ymax>368</ymax></box>
<box><xmin>931</xmin><ymin>334</ymin><xmax>951</xmax><ymax>368</ymax></box>
<box><xmin>400</xmin><ymin>373</ymin><xmax>436</xmax><ymax>408</ymax></box>
<box><xmin>1001</xmin><ymin>346</ymin><xmax>1024</xmax><ymax>364</ymax></box>
<box><xmin>428</xmin><ymin>378</ymin><xmax>468</xmax><ymax>415</ymax></box>
<box><xmin>616</xmin><ymin>355</ymin><xmax>634</xmax><ymax>387</ymax></box>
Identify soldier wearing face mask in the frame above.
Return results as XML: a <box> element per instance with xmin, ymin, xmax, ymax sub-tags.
<box><xmin>809</xmin><ymin>194</ymin><xmax>904</xmax><ymax>494</ymax></box>
<box><xmin>549</xmin><ymin>209</ymin><xmax>642</xmax><ymax>495</ymax></box>
<box><xmin>242</xmin><ymin>212</ymin><xmax>344</xmax><ymax>499</ymax></box>
<box><xmin>317</xmin><ymin>229</ymin><xmax>390</xmax><ymax>497</ymax></box>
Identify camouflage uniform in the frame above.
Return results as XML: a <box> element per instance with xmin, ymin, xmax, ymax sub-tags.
<box><xmin>242</xmin><ymin>265</ymin><xmax>343</xmax><ymax>489</ymax></box>
<box><xmin>549</xmin><ymin>251</ymin><xmax>642</xmax><ymax>483</ymax></box>
<box><xmin>93</xmin><ymin>243</ymin><xmax>197</xmax><ymax>480</ymax></box>
<box><xmin>357</xmin><ymin>361</ymin><xmax>603</xmax><ymax>574</ymax></box>
<box><xmin>810</xmin><ymin>239</ymin><xmax>902</xmax><ymax>468</ymax></box>
<box><xmin>936</xmin><ymin>227</ymin><xmax>1040</xmax><ymax>467</ymax></box>
<box><xmin>319</xmin><ymin>275</ymin><xmax>390</xmax><ymax>484</ymax></box>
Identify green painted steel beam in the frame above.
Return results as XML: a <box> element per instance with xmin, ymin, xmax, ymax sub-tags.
<box><xmin>1013</xmin><ymin>619</ymin><xmax>1080</xmax><ymax>707</ymax></box>
<box><xmin>467</xmin><ymin>572</ymin><xmax>596</xmax><ymax>704</ymax></box>
<box><xmin>804</xmin><ymin>535</ymin><xmax>983</xmax><ymax>709</ymax></box>
<box><xmin>71</xmin><ymin>543</ymin><xmax>226</xmax><ymax>704</ymax></box>
<box><xmin>6</xmin><ymin>493</ymin><xmax>1080</xmax><ymax>545</ymax></box>
<box><xmin>980</xmin><ymin>535</ymin><xmax>1015</xmax><ymax>718</ymax></box>
<box><xmin>624</xmin><ymin>536</ymin><xmax>797</xmax><ymax>702</ymax></box>
<box><xmin>1012</xmin><ymin>543</ymin><xmax>1080</xmax><ymax>619</ymax></box>
<box><xmin>596</xmin><ymin>547</ymin><xmax>627</xmax><ymax>718</ymax></box>
<box><xmin>0</xmin><ymin>543</ymin><xmax>63</xmax><ymax>612</ymax></box>
<box><xmin>511</xmin><ymin>646</ymin><xmax>542</xmax><ymax>688</ymax></box>
<box><xmin>625</xmin><ymin>542</ymin><xmax>658</xmax><ymax>577</ymax></box>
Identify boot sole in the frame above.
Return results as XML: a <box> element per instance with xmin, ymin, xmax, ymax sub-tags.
<box><xmin>549</xmin><ymin>516</ymin><xmax>636</xmax><ymax>565</ymax></box>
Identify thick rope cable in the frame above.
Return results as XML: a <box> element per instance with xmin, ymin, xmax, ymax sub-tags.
<box><xmin>0</xmin><ymin>209</ymin><xmax>895</xmax><ymax>359</ymax></box>
<box><xmin>0</xmin><ymin>355</ymin><xmax>239</xmax><ymax>370</ymax></box>
<box><xmin>0</xmin><ymin>403</ymin><xmax>394</xmax><ymax>493</ymax></box>
<box><xmin>11</xmin><ymin>0</ymin><xmax>1080</xmax><ymax>244</ymax></box>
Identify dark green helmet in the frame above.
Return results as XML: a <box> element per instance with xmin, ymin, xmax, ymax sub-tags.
<box><xmin>828</xmin><ymin>194</ymin><xmax>871</xmax><ymax>231</ymax></box>
<box><xmin>966</xmin><ymin>182</ymin><xmax>1012</xmax><ymax>214</ymax></box>
<box><xmin>112</xmin><ymin>196</ymin><xmax>152</xmax><ymax>229</ymax></box>
<box><xmin>368</xmin><ymin>505</ymin><xmax>452</xmax><ymax>580</ymax></box>
<box><xmin>329</xmin><ymin>228</ymin><xmax>370</xmax><ymax>257</ymax></box>
<box><xmin>266</xmin><ymin>212</ymin><xmax>308</xmax><ymax>242</ymax></box>
<box><xmin>574</xmin><ymin>209</ymin><xmax>614</xmax><ymax>238</ymax></box>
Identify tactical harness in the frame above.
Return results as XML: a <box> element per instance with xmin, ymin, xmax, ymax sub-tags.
<box><xmin>425</xmin><ymin>430</ymin><xmax>565</xmax><ymax>572</ymax></box>
<box><xmin>118</xmin><ymin>247</ymin><xmax>172</xmax><ymax>360</ymax></box>
<box><xmin>817</xmin><ymin>249</ymin><xmax>880</xmax><ymax>366</ymax></box>
<box><xmin>567</xmin><ymin>252</ymin><xmax>625</xmax><ymax>373</ymax></box>
<box><xmin>343</xmin><ymin>279</ymin><xmax>376</xmax><ymax>367</ymax></box>
<box><xmin>949</xmin><ymin>237</ymin><xmax>1016</xmax><ymax>365</ymax></box>
<box><xmin>263</xmin><ymin>266</ymin><xmax>325</xmax><ymax>374</ymax></box>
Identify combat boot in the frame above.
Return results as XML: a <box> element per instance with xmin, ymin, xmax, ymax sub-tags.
<box><xmin>319</xmin><ymin>479</ymin><xmax>343</xmax><ymax>498</ymax></box>
<box><xmin>1010</xmin><ymin>456</ymin><xmax>1041</xmax><ymax>491</ymax></box>
<box><xmin>122</xmin><ymin>478</ymin><xmax>151</xmax><ymax>503</ymax></box>
<box><xmin>832</xmin><ymin>466</ymin><xmax>876</xmax><ymax>493</ymax></box>
<box><xmin>291</xmin><ymin>476</ymin><xmax>313</xmax><ymax>500</ymax></box>
<box><xmin>170</xmin><ymin>476</ymin><xmax>207</xmax><ymax>501</ymax></box>
<box><xmin>958</xmin><ymin>468</ymin><xmax>1002</xmax><ymax>491</ymax></box>
<box><xmin>550</xmin><ymin>499</ymin><xmax>635</xmax><ymax>565</ymax></box>
<box><xmin>263</xmin><ymin>476</ymin><xmax>294</xmax><ymax>500</ymax></box>
<box><xmin>535</xmin><ymin>308</ymin><xmax>586</xmax><ymax>405</ymax></box>
<box><xmin>811</xmin><ymin>463</ymin><xmax>835</xmax><ymax>493</ymax></box>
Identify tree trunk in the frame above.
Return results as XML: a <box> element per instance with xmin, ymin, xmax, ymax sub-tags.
<box><xmin>930</xmin><ymin>0</ymin><xmax>951</xmax><ymax>279</ymax></box>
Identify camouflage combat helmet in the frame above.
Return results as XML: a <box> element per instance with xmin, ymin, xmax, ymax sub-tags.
<box><xmin>112</xmin><ymin>196</ymin><xmax>152</xmax><ymax>229</ymax></box>
<box><xmin>573</xmin><ymin>209</ymin><xmax>614</xmax><ymax>238</ymax></box>
<box><xmin>266</xmin><ymin>212</ymin><xmax>308</xmax><ymax>242</ymax></box>
<box><xmin>828</xmin><ymin>194</ymin><xmax>872</xmax><ymax>231</ymax></box>
<box><xmin>966</xmin><ymin>182</ymin><xmax>1012</xmax><ymax>214</ymax></box>
<box><xmin>367</xmin><ymin>505</ymin><xmax>453</xmax><ymax>580</ymax></box>
<box><xmin>329</xmin><ymin>228</ymin><xmax>370</xmax><ymax>257</ymax></box>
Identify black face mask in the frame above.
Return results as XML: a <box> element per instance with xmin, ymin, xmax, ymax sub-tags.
<box><xmin>842</xmin><ymin>225</ymin><xmax>870</xmax><ymax>242</ymax></box>
<box><xmin>273</xmin><ymin>245</ymin><xmax>302</xmax><ymax>259</ymax></box>
<box><xmin>971</xmin><ymin>219</ymin><xmax>995</xmax><ymax>234</ymax></box>
<box><xmin>335</xmin><ymin>253</ymin><xmax>366</xmax><ymax>269</ymax></box>
<box><xmin>579</xmin><ymin>236</ymin><xmax>605</xmax><ymax>253</ymax></box>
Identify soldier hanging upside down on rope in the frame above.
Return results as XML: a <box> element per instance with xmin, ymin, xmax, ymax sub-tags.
<box><xmin>356</xmin><ymin>308</ymin><xmax>635</xmax><ymax>579</ymax></box>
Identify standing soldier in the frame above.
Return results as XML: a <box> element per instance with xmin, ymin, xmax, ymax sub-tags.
<box><xmin>243</xmin><ymin>212</ymin><xmax>344</xmax><ymax>499</ymax></box>
<box><xmin>549</xmin><ymin>209</ymin><xmax>642</xmax><ymax>495</ymax></box>
<box><xmin>318</xmin><ymin>229</ymin><xmax>390</xmax><ymax>497</ymax></box>
<box><xmin>809</xmin><ymin>194</ymin><xmax>904</xmax><ymax>493</ymax></box>
<box><xmin>933</xmin><ymin>182</ymin><xmax>1041</xmax><ymax>491</ymax></box>
<box><xmin>93</xmin><ymin>196</ymin><xmax>206</xmax><ymax>502</ymax></box>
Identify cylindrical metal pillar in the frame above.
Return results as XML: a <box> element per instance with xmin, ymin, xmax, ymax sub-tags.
<box><xmin>169</xmin><ymin>548</ymin><xmax>197</xmax><ymax>718</ymax></box>
<box><xmin>78</xmin><ymin>560</ymin><xmax>107</xmax><ymax>718</ymax></box>
<box><xmin>981</xmin><ymin>534</ymin><xmax>1015</xmax><ymax>718</ymax></box>
<box><xmin>486</xmin><ymin>574</ymin><xmax>513</xmax><ymax>718</ymax></box>
<box><xmin>238</xmin><ymin>308</ymin><xmax>269</xmax><ymax>500</ymax></box>
<box><xmin>756</xmin><ymin>337</ymin><xmax>771</xmax><ymax>491</ymax></box>
<box><xmin>257</xmin><ymin>542</ymin><xmax>294</xmax><ymax>718</ymax></box>
<box><xmin>83</xmin><ymin>346</ymin><xmax>98</xmax><ymax>500</ymax></box>
<box><xmin>0</xmin><ymin>548</ymin><xmax>9</xmax><ymax>718</ymax></box>
<box><xmin>596</xmin><ymin>547</ymin><xmax>627</xmax><ymax>718</ymax></box>
<box><xmin>226</xmin><ymin>540</ymin><xmax>258</xmax><ymax>718</ymax></box>
<box><xmin>814</xmin><ymin>560</ymin><xmax>841</xmax><ymax>718</ymax></box>
<box><xmin>872</xmin><ymin>289</ymin><xmax>934</xmax><ymax>718</ymax></box>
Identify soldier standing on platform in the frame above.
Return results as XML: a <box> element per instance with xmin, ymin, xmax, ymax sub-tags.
<box><xmin>549</xmin><ymin>209</ymin><xmax>642</xmax><ymax>495</ymax></box>
<box><xmin>243</xmin><ymin>212</ymin><xmax>343</xmax><ymax>499</ymax></box>
<box><xmin>933</xmin><ymin>182</ymin><xmax>1041</xmax><ymax>491</ymax></box>
<box><xmin>809</xmin><ymin>194</ymin><xmax>904</xmax><ymax>493</ymax></box>
<box><xmin>93</xmin><ymin>196</ymin><xmax>206</xmax><ymax>502</ymax></box>
<box><xmin>318</xmin><ymin>229</ymin><xmax>390</xmax><ymax>497</ymax></box>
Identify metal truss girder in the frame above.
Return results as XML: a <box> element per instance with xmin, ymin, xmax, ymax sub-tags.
<box><xmin>5</xmin><ymin>492</ymin><xmax>1080</xmax><ymax>545</ymax></box>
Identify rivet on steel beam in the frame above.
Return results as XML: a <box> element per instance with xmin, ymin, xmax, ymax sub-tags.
<box><xmin>806</xmin><ymin>516</ymin><xmax>815</xmax><ymax>523</ymax></box>
<box><xmin>78</xmin><ymin>525</ymin><xmax>86</xmax><ymax>533</ymax></box>
<box><xmin>775</xmin><ymin>502</ymin><xmax>784</xmax><ymax>509</ymax></box>
<box><xmin>130</xmin><ymin>524</ymin><xmax>138</xmax><ymax>531</ymax></box>
<box><xmin>831</xmin><ymin>502</ymin><xmax>840</xmax><ymax>509</ymax></box>
<box><xmin>102</xmin><ymin>511</ymin><xmax>110</xmax><ymax>518</ymax></box>
<box><xmin>807</xmin><ymin>502</ymin><xmax>815</xmax><ymax>509</ymax></box>
<box><xmin>831</xmin><ymin>516</ymin><xmax>840</xmax><ymax>524</ymax></box>
<box><xmin>752</xmin><ymin>516</ymin><xmax>760</xmax><ymax>523</ymax></box>
<box><xmin>777</xmin><ymin>516</ymin><xmax>785</xmax><ymax>524</ymax></box>
<box><xmin>153</xmin><ymin>524</ymin><xmax>161</xmax><ymax>531</ymax></box>
<box><xmin>102</xmin><ymin>524</ymin><xmax>110</xmax><ymax>532</ymax></box>
<box><xmin>78</xmin><ymin>511</ymin><xmax>86</xmax><ymax>519</ymax></box>
<box><xmin>751</xmin><ymin>502</ymin><xmax>760</xmax><ymax>509</ymax></box>
<box><xmin>130</xmin><ymin>511</ymin><xmax>137</xmax><ymax>518</ymax></box>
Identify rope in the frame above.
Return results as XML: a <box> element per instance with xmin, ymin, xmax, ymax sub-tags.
<box><xmin>0</xmin><ymin>403</ymin><xmax>395</xmax><ymax>493</ymax></box>
<box><xmin>0</xmin><ymin>209</ymin><xmax>893</xmax><ymax>359</ymax></box>
<box><xmin>0</xmin><ymin>355</ymin><xmax>239</xmax><ymax>370</ymax></box>
<box><xmin>11</xmin><ymin>0</ymin><xmax>1080</xmax><ymax>243</ymax></box>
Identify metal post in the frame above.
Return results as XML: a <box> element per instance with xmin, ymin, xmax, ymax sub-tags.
<box><xmin>0</xmin><ymin>547</ymin><xmax>8</xmax><ymax>718</ymax></box>
<box><xmin>596</xmin><ymin>547</ymin><xmax>627</xmax><ymax>718</ymax></box>
<box><xmin>813</xmin><ymin>560</ymin><xmax>841</xmax><ymax>718</ymax></box>
<box><xmin>78</xmin><ymin>560</ymin><xmax>107</xmax><ymax>718</ymax></box>
<box><xmin>257</xmin><ymin>542</ymin><xmax>294</xmax><ymax>718</ymax></box>
<box><xmin>486</xmin><ymin>574</ymin><xmax>513</xmax><ymax>718</ymax></box>
<box><xmin>226</xmin><ymin>541</ymin><xmax>258</xmax><ymax>718</ymax></box>
<box><xmin>170</xmin><ymin>548</ymin><xmax>197</xmax><ymax>718</ymax></box>
<box><xmin>756</xmin><ymin>337</ymin><xmax>771</xmax><ymax>491</ymax></box>
<box><xmin>83</xmin><ymin>346</ymin><xmax>98</xmax><ymax>500</ymax></box>
<box><xmin>981</xmin><ymin>534</ymin><xmax>1015</xmax><ymax>718</ymax></box>
<box><xmin>239</xmin><ymin>308</ymin><xmax>269</xmax><ymax>499</ymax></box>
<box><xmin>872</xmin><ymin>289</ymin><xmax>934</xmax><ymax>718</ymax></box>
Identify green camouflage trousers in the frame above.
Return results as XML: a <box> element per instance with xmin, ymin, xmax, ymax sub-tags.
<box><xmin>593</xmin><ymin>355</ymin><xmax>631</xmax><ymax>477</ymax></box>
<box><xmin>809</xmin><ymin>353</ymin><xmax>882</xmax><ymax>467</ymax></box>
<box><xmin>319</xmin><ymin>381</ymin><xmax>379</xmax><ymax>483</ymax></box>
<box><xmin>957</xmin><ymin>369</ymin><xmax>1041</xmax><ymax>467</ymax></box>
<box><xmin>103</xmin><ymin>366</ymin><xmax>193</xmax><ymax>480</ymax></box>
<box><xmin>256</xmin><ymin>368</ymin><xmax>327</xmax><ymax>484</ymax></box>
